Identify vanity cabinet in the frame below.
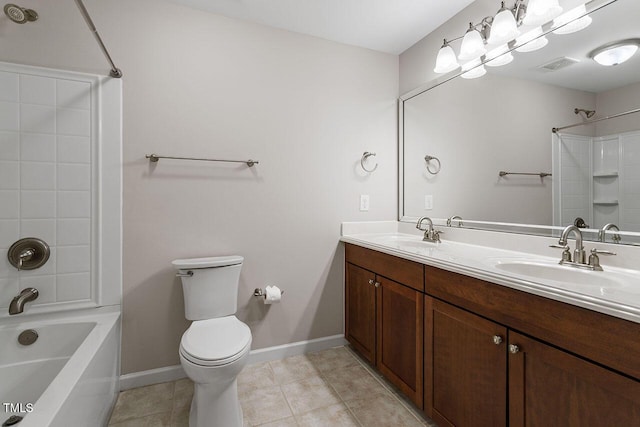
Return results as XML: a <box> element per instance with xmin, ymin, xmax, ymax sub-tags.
<box><xmin>425</xmin><ymin>297</ymin><xmax>507</xmax><ymax>427</ymax></box>
<box><xmin>424</xmin><ymin>265</ymin><xmax>640</xmax><ymax>427</ymax></box>
<box><xmin>344</xmin><ymin>244</ymin><xmax>424</xmax><ymax>408</ymax></box>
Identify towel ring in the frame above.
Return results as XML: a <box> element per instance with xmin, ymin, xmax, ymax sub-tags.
<box><xmin>361</xmin><ymin>152</ymin><xmax>378</xmax><ymax>173</ymax></box>
<box><xmin>424</xmin><ymin>155</ymin><xmax>441</xmax><ymax>175</ymax></box>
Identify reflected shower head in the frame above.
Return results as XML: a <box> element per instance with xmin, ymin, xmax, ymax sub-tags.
<box><xmin>3</xmin><ymin>3</ymin><xmax>38</xmax><ymax>24</ymax></box>
<box><xmin>574</xmin><ymin>108</ymin><xmax>596</xmax><ymax>119</ymax></box>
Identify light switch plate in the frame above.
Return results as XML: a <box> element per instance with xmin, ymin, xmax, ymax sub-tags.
<box><xmin>360</xmin><ymin>195</ymin><xmax>370</xmax><ymax>211</ymax></box>
<box><xmin>424</xmin><ymin>195</ymin><xmax>433</xmax><ymax>210</ymax></box>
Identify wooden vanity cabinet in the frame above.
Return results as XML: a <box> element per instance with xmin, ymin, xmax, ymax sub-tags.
<box><xmin>508</xmin><ymin>331</ymin><xmax>640</xmax><ymax>427</ymax></box>
<box><xmin>344</xmin><ymin>244</ymin><xmax>424</xmax><ymax>408</ymax></box>
<box><xmin>424</xmin><ymin>265</ymin><xmax>640</xmax><ymax>427</ymax></box>
<box><xmin>425</xmin><ymin>297</ymin><xmax>507</xmax><ymax>427</ymax></box>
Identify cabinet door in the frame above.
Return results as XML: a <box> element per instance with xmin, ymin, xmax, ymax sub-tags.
<box><xmin>425</xmin><ymin>297</ymin><xmax>507</xmax><ymax>427</ymax></box>
<box><xmin>345</xmin><ymin>262</ymin><xmax>376</xmax><ymax>363</ymax></box>
<box><xmin>508</xmin><ymin>331</ymin><xmax>640</xmax><ymax>427</ymax></box>
<box><xmin>377</xmin><ymin>276</ymin><xmax>424</xmax><ymax>408</ymax></box>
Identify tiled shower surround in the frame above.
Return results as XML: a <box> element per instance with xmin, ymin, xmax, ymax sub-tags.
<box><xmin>0</xmin><ymin>68</ymin><xmax>94</xmax><ymax>309</ymax></box>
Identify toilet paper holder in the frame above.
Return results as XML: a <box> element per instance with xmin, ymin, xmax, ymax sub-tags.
<box><xmin>253</xmin><ymin>288</ymin><xmax>284</xmax><ymax>298</ymax></box>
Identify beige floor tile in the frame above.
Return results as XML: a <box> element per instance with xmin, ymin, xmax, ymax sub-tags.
<box><xmin>280</xmin><ymin>376</ymin><xmax>342</xmax><ymax>415</ymax></box>
<box><xmin>346</xmin><ymin>393</ymin><xmax>424</xmax><ymax>427</ymax></box>
<box><xmin>295</xmin><ymin>403</ymin><xmax>359</xmax><ymax>427</ymax></box>
<box><xmin>307</xmin><ymin>347</ymin><xmax>359</xmax><ymax>373</ymax></box>
<box><xmin>109</xmin><ymin>382</ymin><xmax>175</xmax><ymax>424</ymax></box>
<box><xmin>269</xmin><ymin>354</ymin><xmax>320</xmax><ymax>385</ymax></box>
<box><xmin>238</xmin><ymin>361</ymin><xmax>277</xmax><ymax>393</ymax></box>
<box><xmin>109</xmin><ymin>411</ymin><xmax>172</xmax><ymax>427</ymax></box>
<box><xmin>255</xmin><ymin>416</ymin><xmax>299</xmax><ymax>426</ymax></box>
<box><xmin>323</xmin><ymin>364</ymin><xmax>391</xmax><ymax>402</ymax></box>
<box><xmin>239</xmin><ymin>385</ymin><xmax>293</xmax><ymax>426</ymax></box>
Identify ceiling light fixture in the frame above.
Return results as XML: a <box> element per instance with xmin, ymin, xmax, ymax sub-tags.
<box><xmin>589</xmin><ymin>39</ymin><xmax>640</xmax><ymax>67</ymax></box>
<box><xmin>433</xmin><ymin>0</ymin><xmax>594</xmax><ymax>79</ymax></box>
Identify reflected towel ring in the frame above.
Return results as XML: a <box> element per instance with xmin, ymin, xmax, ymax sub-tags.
<box><xmin>424</xmin><ymin>155</ymin><xmax>441</xmax><ymax>175</ymax></box>
<box><xmin>361</xmin><ymin>152</ymin><xmax>378</xmax><ymax>173</ymax></box>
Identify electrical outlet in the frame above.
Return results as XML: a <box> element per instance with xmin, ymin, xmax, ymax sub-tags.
<box><xmin>424</xmin><ymin>195</ymin><xmax>433</xmax><ymax>210</ymax></box>
<box><xmin>360</xmin><ymin>195</ymin><xmax>370</xmax><ymax>211</ymax></box>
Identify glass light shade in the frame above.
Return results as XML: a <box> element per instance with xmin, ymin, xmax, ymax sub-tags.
<box><xmin>487</xmin><ymin>6</ymin><xmax>520</xmax><ymax>45</ymax></box>
<box><xmin>553</xmin><ymin>5</ymin><xmax>591</xmax><ymax>35</ymax></box>
<box><xmin>523</xmin><ymin>0</ymin><xmax>563</xmax><ymax>26</ymax></box>
<box><xmin>459</xmin><ymin>26</ymin><xmax>487</xmax><ymax>61</ymax></box>
<box><xmin>515</xmin><ymin>27</ymin><xmax>549</xmax><ymax>53</ymax></box>
<box><xmin>592</xmin><ymin>44</ymin><xmax>638</xmax><ymax>66</ymax></box>
<box><xmin>485</xmin><ymin>44</ymin><xmax>514</xmax><ymax>67</ymax></box>
<box><xmin>461</xmin><ymin>60</ymin><xmax>487</xmax><ymax>79</ymax></box>
<box><xmin>434</xmin><ymin>42</ymin><xmax>460</xmax><ymax>73</ymax></box>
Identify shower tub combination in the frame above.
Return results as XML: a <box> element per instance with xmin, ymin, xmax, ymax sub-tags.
<box><xmin>0</xmin><ymin>308</ymin><xmax>120</xmax><ymax>427</ymax></box>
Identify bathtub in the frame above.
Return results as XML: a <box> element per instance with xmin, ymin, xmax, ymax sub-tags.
<box><xmin>0</xmin><ymin>307</ymin><xmax>120</xmax><ymax>427</ymax></box>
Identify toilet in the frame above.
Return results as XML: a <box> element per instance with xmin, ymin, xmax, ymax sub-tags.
<box><xmin>172</xmin><ymin>256</ymin><xmax>252</xmax><ymax>427</ymax></box>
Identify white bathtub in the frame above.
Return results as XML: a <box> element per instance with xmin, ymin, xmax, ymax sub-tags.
<box><xmin>0</xmin><ymin>307</ymin><xmax>120</xmax><ymax>427</ymax></box>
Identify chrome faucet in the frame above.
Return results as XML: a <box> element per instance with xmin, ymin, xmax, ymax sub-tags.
<box><xmin>446</xmin><ymin>215</ymin><xmax>463</xmax><ymax>227</ymax></box>
<box><xmin>416</xmin><ymin>217</ymin><xmax>442</xmax><ymax>243</ymax></box>
<box><xmin>9</xmin><ymin>288</ymin><xmax>39</xmax><ymax>315</ymax></box>
<box><xmin>551</xmin><ymin>225</ymin><xmax>616</xmax><ymax>271</ymax></box>
<box><xmin>598</xmin><ymin>223</ymin><xmax>621</xmax><ymax>243</ymax></box>
<box><xmin>557</xmin><ymin>225</ymin><xmax>586</xmax><ymax>264</ymax></box>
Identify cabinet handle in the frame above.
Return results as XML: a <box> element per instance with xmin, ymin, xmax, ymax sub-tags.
<box><xmin>374</xmin><ymin>281</ymin><xmax>380</xmax><ymax>288</ymax></box>
<box><xmin>492</xmin><ymin>335</ymin><xmax>503</xmax><ymax>345</ymax></box>
<box><xmin>368</xmin><ymin>279</ymin><xmax>375</xmax><ymax>285</ymax></box>
<box><xmin>509</xmin><ymin>344</ymin><xmax>520</xmax><ymax>354</ymax></box>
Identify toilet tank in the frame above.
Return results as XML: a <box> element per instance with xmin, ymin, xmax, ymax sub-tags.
<box><xmin>172</xmin><ymin>256</ymin><xmax>243</xmax><ymax>321</ymax></box>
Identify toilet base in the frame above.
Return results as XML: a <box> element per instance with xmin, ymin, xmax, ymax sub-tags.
<box><xmin>189</xmin><ymin>378</ymin><xmax>243</xmax><ymax>427</ymax></box>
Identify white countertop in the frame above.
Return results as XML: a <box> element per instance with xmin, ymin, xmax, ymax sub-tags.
<box><xmin>341</xmin><ymin>223</ymin><xmax>640</xmax><ymax>325</ymax></box>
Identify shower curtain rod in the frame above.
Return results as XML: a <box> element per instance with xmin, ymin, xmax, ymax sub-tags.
<box><xmin>74</xmin><ymin>0</ymin><xmax>122</xmax><ymax>78</ymax></box>
<box><xmin>552</xmin><ymin>107</ymin><xmax>640</xmax><ymax>133</ymax></box>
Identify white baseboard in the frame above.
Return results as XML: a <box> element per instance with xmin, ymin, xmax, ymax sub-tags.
<box><xmin>119</xmin><ymin>334</ymin><xmax>348</xmax><ymax>391</ymax></box>
<box><xmin>120</xmin><ymin>365</ymin><xmax>186</xmax><ymax>391</ymax></box>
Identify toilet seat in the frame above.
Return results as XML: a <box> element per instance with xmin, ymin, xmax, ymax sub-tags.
<box><xmin>180</xmin><ymin>316</ymin><xmax>251</xmax><ymax>367</ymax></box>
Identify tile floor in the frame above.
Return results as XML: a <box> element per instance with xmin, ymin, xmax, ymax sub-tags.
<box><xmin>108</xmin><ymin>346</ymin><xmax>436</xmax><ymax>427</ymax></box>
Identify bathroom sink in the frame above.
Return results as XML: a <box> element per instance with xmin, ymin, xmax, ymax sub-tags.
<box><xmin>367</xmin><ymin>234</ymin><xmax>438</xmax><ymax>248</ymax></box>
<box><xmin>492</xmin><ymin>260</ymin><xmax>624</xmax><ymax>288</ymax></box>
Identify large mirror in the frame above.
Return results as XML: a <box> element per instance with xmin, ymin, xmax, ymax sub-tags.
<box><xmin>400</xmin><ymin>0</ymin><xmax>640</xmax><ymax>245</ymax></box>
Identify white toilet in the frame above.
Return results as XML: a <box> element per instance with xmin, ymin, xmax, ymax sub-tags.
<box><xmin>172</xmin><ymin>256</ymin><xmax>252</xmax><ymax>427</ymax></box>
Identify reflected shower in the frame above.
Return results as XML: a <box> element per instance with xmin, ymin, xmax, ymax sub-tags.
<box><xmin>575</xmin><ymin>108</ymin><xmax>596</xmax><ymax>119</ymax></box>
<box><xmin>3</xmin><ymin>3</ymin><xmax>38</xmax><ymax>23</ymax></box>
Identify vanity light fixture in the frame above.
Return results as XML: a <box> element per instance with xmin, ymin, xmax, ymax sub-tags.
<box><xmin>459</xmin><ymin>23</ymin><xmax>487</xmax><ymax>61</ymax></box>
<box><xmin>432</xmin><ymin>0</ymin><xmax>593</xmax><ymax>78</ymax></box>
<box><xmin>461</xmin><ymin>59</ymin><xmax>487</xmax><ymax>79</ymax></box>
<box><xmin>552</xmin><ymin>4</ymin><xmax>592</xmax><ymax>35</ymax></box>
<box><xmin>515</xmin><ymin>26</ymin><xmax>548</xmax><ymax>53</ymax></box>
<box><xmin>522</xmin><ymin>0</ymin><xmax>562</xmax><ymax>26</ymax></box>
<box><xmin>589</xmin><ymin>39</ymin><xmax>640</xmax><ymax>67</ymax></box>
<box><xmin>487</xmin><ymin>2</ymin><xmax>520</xmax><ymax>45</ymax></box>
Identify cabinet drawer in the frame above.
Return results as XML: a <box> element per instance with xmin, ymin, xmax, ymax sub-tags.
<box><xmin>345</xmin><ymin>243</ymin><xmax>424</xmax><ymax>292</ymax></box>
<box><xmin>425</xmin><ymin>265</ymin><xmax>640</xmax><ymax>380</ymax></box>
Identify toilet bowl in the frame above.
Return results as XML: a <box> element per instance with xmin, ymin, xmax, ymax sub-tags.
<box><xmin>173</xmin><ymin>256</ymin><xmax>252</xmax><ymax>427</ymax></box>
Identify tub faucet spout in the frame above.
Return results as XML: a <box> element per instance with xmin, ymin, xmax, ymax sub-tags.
<box><xmin>9</xmin><ymin>288</ymin><xmax>39</xmax><ymax>315</ymax></box>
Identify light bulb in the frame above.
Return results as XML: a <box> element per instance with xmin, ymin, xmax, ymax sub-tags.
<box><xmin>459</xmin><ymin>24</ymin><xmax>487</xmax><ymax>61</ymax></box>
<box><xmin>434</xmin><ymin>40</ymin><xmax>460</xmax><ymax>73</ymax></box>
<box><xmin>523</xmin><ymin>0</ymin><xmax>563</xmax><ymax>26</ymax></box>
<box><xmin>488</xmin><ymin>3</ymin><xmax>520</xmax><ymax>45</ymax></box>
<box><xmin>515</xmin><ymin>27</ymin><xmax>549</xmax><ymax>53</ymax></box>
<box><xmin>485</xmin><ymin>44</ymin><xmax>514</xmax><ymax>67</ymax></box>
<box><xmin>553</xmin><ymin>4</ymin><xmax>592</xmax><ymax>35</ymax></box>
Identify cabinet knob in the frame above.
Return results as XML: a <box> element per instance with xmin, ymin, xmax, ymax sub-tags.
<box><xmin>492</xmin><ymin>335</ymin><xmax>503</xmax><ymax>345</ymax></box>
<box><xmin>374</xmin><ymin>281</ymin><xmax>380</xmax><ymax>288</ymax></box>
<box><xmin>509</xmin><ymin>344</ymin><xmax>520</xmax><ymax>354</ymax></box>
<box><xmin>368</xmin><ymin>279</ymin><xmax>375</xmax><ymax>285</ymax></box>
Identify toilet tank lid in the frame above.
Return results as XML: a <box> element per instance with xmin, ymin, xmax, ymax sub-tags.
<box><xmin>172</xmin><ymin>256</ymin><xmax>243</xmax><ymax>269</ymax></box>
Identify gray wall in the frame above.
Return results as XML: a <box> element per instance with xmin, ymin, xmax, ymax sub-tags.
<box><xmin>0</xmin><ymin>0</ymin><xmax>398</xmax><ymax>374</ymax></box>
